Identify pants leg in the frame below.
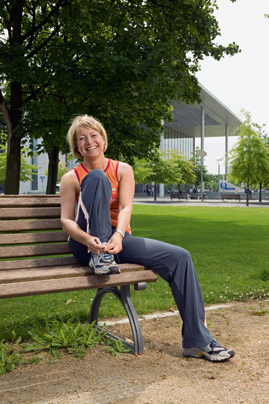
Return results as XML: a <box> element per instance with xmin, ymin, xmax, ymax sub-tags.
<box><xmin>68</xmin><ymin>169</ymin><xmax>113</xmax><ymax>265</ymax></box>
<box><xmin>117</xmin><ymin>234</ymin><xmax>213</xmax><ymax>348</ymax></box>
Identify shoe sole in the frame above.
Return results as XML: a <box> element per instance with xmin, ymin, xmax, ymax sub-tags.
<box><xmin>183</xmin><ymin>347</ymin><xmax>235</xmax><ymax>362</ymax></box>
<box><xmin>94</xmin><ymin>265</ymin><xmax>121</xmax><ymax>275</ymax></box>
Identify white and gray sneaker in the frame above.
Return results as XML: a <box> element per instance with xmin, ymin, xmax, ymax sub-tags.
<box><xmin>90</xmin><ymin>251</ymin><xmax>120</xmax><ymax>275</ymax></box>
<box><xmin>183</xmin><ymin>339</ymin><xmax>235</xmax><ymax>362</ymax></box>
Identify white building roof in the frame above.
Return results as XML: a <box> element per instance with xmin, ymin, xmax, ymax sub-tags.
<box><xmin>165</xmin><ymin>84</ymin><xmax>241</xmax><ymax>138</ymax></box>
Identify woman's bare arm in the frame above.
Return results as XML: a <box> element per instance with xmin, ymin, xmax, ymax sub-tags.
<box><xmin>60</xmin><ymin>171</ymin><xmax>104</xmax><ymax>254</ymax></box>
<box><xmin>105</xmin><ymin>162</ymin><xmax>135</xmax><ymax>254</ymax></box>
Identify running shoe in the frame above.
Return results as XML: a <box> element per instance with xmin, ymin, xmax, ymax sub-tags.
<box><xmin>183</xmin><ymin>339</ymin><xmax>235</xmax><ymax>362</ymax></box>
<box><xmin>90</xmin><ymin>251</ymin><xmax>120</xmax><ymax>275</ymax></box>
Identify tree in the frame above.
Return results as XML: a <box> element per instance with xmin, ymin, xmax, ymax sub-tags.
<box><xmin>133</xmin><ymin>148</ymin><xmax>195</xmax><ymax>200</ymax></box>
<box><xmin>44</xmin><ymin>161</ymin><xmax>69</xmax><ymax>184</ymax></box>
<box><xmin>168</xmin><ymin>149</ymin><xmax>196</xmax><ymax>189</ymax></box>
<box><xmin>0</xmin><ymin>141</ymin><xmax>39</xmax><ymax>187</ymax></box>
<box><xmin>259</xmin><ymin>133</ymin><xmax>269</xmax><ymax>200</ymax></box>
<box><xmin>190</xmin><ymin>147</ymin><xmax>211</xmax><ymax>189</ymax></box>
<box><xmin>0</xmin><ymin>0</ymin><xmax>240</xmax><ymax>194</ymax></box>
<box><xmin>228</xmin><ymin>111</ymin><xmax>269</xmax><ymax>206</ymax></box>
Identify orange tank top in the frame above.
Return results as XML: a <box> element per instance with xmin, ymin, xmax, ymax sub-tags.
<box><xmin>73</xmin><ymin>159</ymin><xmax>131</xmax><ymax>234</ymax></box>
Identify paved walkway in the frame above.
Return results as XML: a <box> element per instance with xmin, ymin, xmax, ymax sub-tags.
<box><xmin>133</xmin><ymin>196</ymin><xmax>269</xmax><ymax>208</ymax></box>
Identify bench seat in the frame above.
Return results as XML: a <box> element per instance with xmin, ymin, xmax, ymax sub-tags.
<box><xmin>0</xmin><ymin>265</ymin><xmax>157</xmax><ymax>298</ymax></box>
<box><xmin>222</xmin><ymin>194</ymin><xmax>241</xmax><ymax>200</ymax></box>
<box><xmin>170</xmin><ymin>192</ymin><xmax>188</xmax><ymax>200</ymax></box>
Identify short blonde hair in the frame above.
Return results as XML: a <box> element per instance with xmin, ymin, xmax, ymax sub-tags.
<box><xmin>67</xmin><ymin>115</ymin><xmax>108</xmax><ymax>159</ymax></box>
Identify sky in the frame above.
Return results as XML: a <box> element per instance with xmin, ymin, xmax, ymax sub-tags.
<box><xmin>196</xmin><ymin>0</ymin><xmax>269</xmax><ymax>174</ymax></box>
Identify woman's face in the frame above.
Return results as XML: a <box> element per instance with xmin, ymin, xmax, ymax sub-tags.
<box><xmin>76</xmin><ymin>126</ymin><xmax>105</xmax><ymax>159</ymax></box>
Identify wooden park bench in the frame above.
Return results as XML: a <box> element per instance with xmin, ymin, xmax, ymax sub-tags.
<box><xmin>190</xmin><ymin>193</ymin><xmax>205</xmax><ymax>199</ymax></box>
<box><xmin>170</xmin><ymin>192</ymin><xmax>188</xmax><ymax>200</ymax></box>
<box><xmin>0</xmin><ymin>195</ymin><xmax>158</xmax><ymax>355</ymax></box>
<box><xmin>221</xmin><ymin>194</ymin><xmax>241</xmax><ymax>201</ymax></box>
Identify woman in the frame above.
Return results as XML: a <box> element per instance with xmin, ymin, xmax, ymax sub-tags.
<box><xmin>60</xmin><ymin>115</ymin><xmax>235</xmax><ymax>362</ymax></box>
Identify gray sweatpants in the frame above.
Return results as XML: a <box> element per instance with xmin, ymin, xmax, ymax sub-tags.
<box><xmin>68</xmin><ymin>169</ymin><xmax>213</xmax><ymax>348</ymax></box>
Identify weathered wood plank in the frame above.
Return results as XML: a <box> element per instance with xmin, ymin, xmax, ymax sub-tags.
<box><xmin>0</xmin><ymin>195</ymin><xmax>61</xmax><ymax>207</ymax></box>
<box><xmin>0</xmin><ymin>244</ymin><xmax>71</xmax><ymax>258</ymax></box>
<box><xmin>0</xmin><ymin>264</ymin><xmax>148</xmax><ymax>283</ymax></box>
<box><xmin>0</xmin><ymin>270</ymin><xmax>158</xmax><ymax>298</ymax></box>
<box><xmin>0</xmin><ymin>207</ymin><xmax>61</xmax><ymax>220</ymax></box>
<box><xmin>0</xmin><ymin>219</ymin><xmax>62</xmax><ymax>232</ymax></box>
<box><xmin>0</xmin><ymin>265</ymin><xmax>93</xmax><ymax>283</ymax></box>
<box><xmin>0</xmin><ymin>256</ymin><xmax>78</xmax><ymax>270</ymax></box>
<box><xmin>0</xmin><ymin>232</ymin><xmax>68</xmax><ymax>245</ymax></box>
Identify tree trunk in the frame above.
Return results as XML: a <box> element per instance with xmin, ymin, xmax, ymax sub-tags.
<box><xmin>154</xmin><ymin>182</ymin><xmax>157</xmax><ymax>201</ymax></box>
<box><xmin>46</xmin><ymin>146</ymin><xmax>60</xmax><ymax>194</ymax></box>
<box><xmin>2</xmin><ymin>82</ymin><xmax>23</xmax><ymax>194</ymax></box>
<box><xmin>4</xmin><ymin>0</ymin><xmax>24</xmax><ymax>194</ymax></box>
<box><xmin>246</xmin><ymin>180</ymin><xmax>249</xmax><ymax>207</ymax></box>
<box><xmin>259</xmin><ymin>182</ymin><xmax>262</xmax><ymax>203</ymax></box>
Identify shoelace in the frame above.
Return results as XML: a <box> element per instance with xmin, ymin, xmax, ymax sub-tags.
<box><xmin>209</xmin><ymin>339</ymin><xmax>223</xmax><ymax>354</ymax></box>
<box><xmin>211</xmin><ymin>339</ymin><xmax>220</xmax><ymax>347</ymax></box>
<box><xmin>101</xmin><ymin>251</ymin><xmax>113</xmax><ymax>262</ymax></box>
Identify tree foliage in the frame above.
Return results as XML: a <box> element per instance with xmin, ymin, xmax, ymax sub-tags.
<box><xmin>168</xmin><ymin>149</ymin><xmax>197</xmax><ymax>185</ymax></box>
<box><xmin>228</xmin><ymin>110</ymin><xmax>269</xmax><ymax>205</ymax></box>
<box><xmin>0</xmin><ymin>139</ymin><xmax>39</xmax><ymax>186</ymax></box>
<box><xmin>0</xmin><ymin>0</ymin><xmax>240</xmax><ymax>194</ymax></box>
<box><xmin>133</xmin><ymin>148</ymin><xmax>195</xmax><ymax>200</ymax></box>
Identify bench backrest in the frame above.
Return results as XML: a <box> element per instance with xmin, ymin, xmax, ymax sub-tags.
<box><xmin>0</xmin><ymin>195</ymin><xmax>78</xmax><ymax>271</ymax></box>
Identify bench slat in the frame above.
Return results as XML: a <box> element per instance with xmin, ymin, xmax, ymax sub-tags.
<box><xmin>0</xmin><ymin>195</ymin><xmax>61</xmax><ymax>207</ymax></box>
<box><xmin>222</xmin><ymin>194</ymin><xmax>241</xmax><ymax>200</ymax></box>
<box><xmin>0</xmin><ymin>256</ymin><xmax>79</xmax><ymax>270</ymax></box>
<box><xmin>0</xmin><ymin>207</ymin><xmax>61</xmax><ymax>220</ymax></box>
<box><xmin>0</xmin><ymin>244</ymin><xmax>71</xmax><ymax>258</ymax></box>
<box><xmin>0</xmin><ymin>219</ymin><xmax>62</xmax><ymax>232</ymax></box>
<box><xmin>0</xmin><ymin>232</ymin><xmax>68</xmax><ymax>245</ymax></box>
<box><xmin>0</xmin><ymin>264</ymin><xmax>148</xmax><ymax>283</ymax></box>
<box><xmin>0</xmin><ymin>266</ymin><xmax>92</xmax><ymax>283</ymax></box>
<box><xmin>0</xmin><ymin>270</ymin><xmax>158</xmax><ymax>298</ymax></box>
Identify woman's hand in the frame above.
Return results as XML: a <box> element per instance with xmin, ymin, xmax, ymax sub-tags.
<box><xmin>86</xmin><ymin>236</ymin><xmax>106</xmax><ymax>254</ymax></box>
<box><xmin>105</xmin><ymin>232</ymin><xmax>123</xmax><ymax>255</ymax></box>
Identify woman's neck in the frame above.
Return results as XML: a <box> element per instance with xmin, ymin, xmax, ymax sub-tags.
<box><xmin>82</xmin><ymin>156</ymin><xmax>108</xmax><ymax>172</ymax></box>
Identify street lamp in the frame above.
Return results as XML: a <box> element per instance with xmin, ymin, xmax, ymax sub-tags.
<box><xmin>196</xmin><ymin>149</ymin><xmax>207</xmax><ymax>202</ymax></box>
<box><xmin>216</xmin><ymin>157</ymin><xmax>223</xmax><ymax>200</ymax></box>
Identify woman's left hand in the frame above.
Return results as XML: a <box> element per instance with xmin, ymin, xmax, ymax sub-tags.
<box><xmin>105</xmin><ymin>232</ymin><xmax>123</xmax><ymax>255</ymax></box>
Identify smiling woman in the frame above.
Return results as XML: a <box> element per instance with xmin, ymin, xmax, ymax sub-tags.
<box><xmin>67</xmin><ymin>115</ymin><xmax>108</xmax><ymax>160</ymax></box>
<box><xmin>77</xmin><ymin>127</ymin><xmax>105</xmax><ymax>159</ymax></box>
<box><xmin>59</xmin><ymin>114</ymin><xmax>235</xmax><ymax>362</ymax></box>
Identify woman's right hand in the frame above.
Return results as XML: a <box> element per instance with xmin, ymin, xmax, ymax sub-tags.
<box><xmin>87</xmin><ymin>236</ymin><xmax>105</xmax><ymax>254</ymax></box>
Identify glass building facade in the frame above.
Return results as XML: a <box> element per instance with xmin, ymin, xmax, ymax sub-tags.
<box><xmin>163</xmin><ymin>127</ymin><xmax>193</xmax><ymax>160</ymax></box>
<box><xmin>134</xmin><ymin>126</ymin><xmax>194</xmax><ymax>195</ymax></box>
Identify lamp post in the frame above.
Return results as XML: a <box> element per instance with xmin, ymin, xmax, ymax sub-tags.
<box><xmin>196</xmin><ymin>149</ymin><xmax>207</xmax><ymax>202</ymax></box>
<box><xmin>216</xmin><ymin>157</ymin><xmax>223</xmax><ymax>200</ymax></box>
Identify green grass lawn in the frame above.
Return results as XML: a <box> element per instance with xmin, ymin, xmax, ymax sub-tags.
<box><xmin>1</xmin><ymin>205</ymin><xmax>268</xmax><ymax>341</ymax></box>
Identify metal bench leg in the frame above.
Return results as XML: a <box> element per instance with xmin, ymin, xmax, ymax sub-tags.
<box><xmin>89</xmin><ymin>285</ymin><xmax>144</xmax><ymax>355</ymax></box>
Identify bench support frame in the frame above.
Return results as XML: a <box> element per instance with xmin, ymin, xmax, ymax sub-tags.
<box><xmin>89</xmin><ymin>283</ymin><xmax>147</xmax><ymax>355</ymax></box>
